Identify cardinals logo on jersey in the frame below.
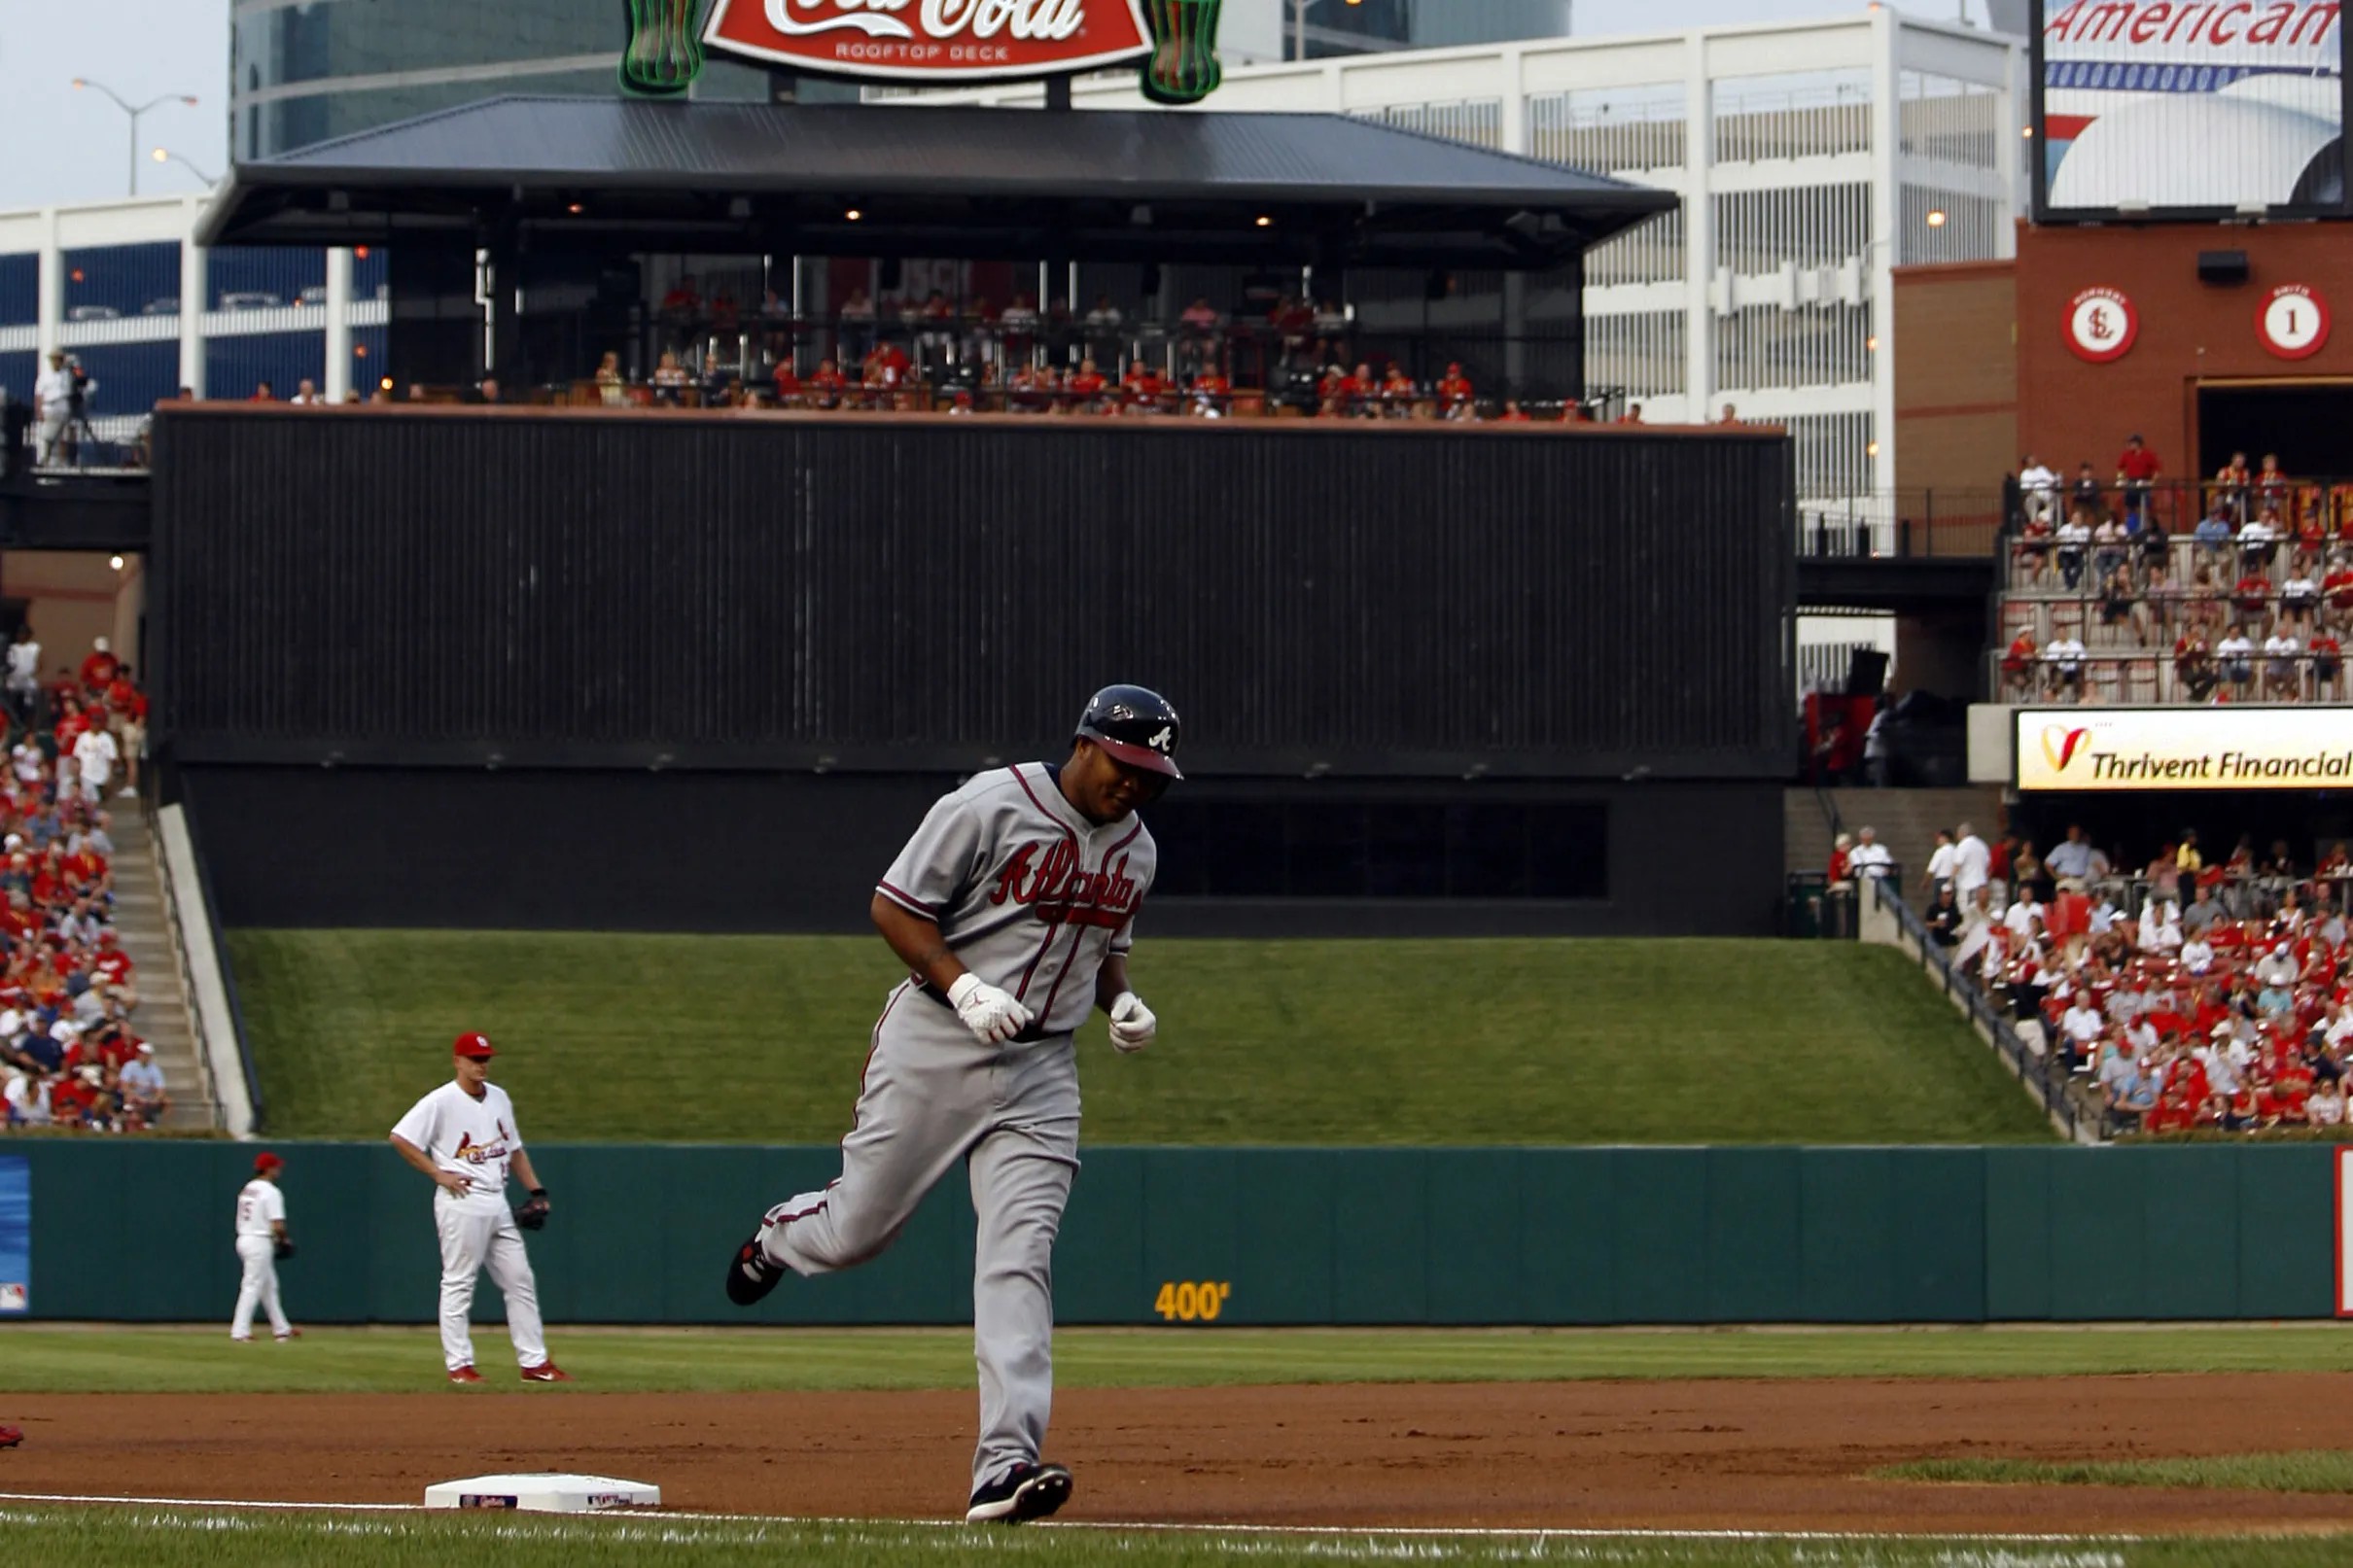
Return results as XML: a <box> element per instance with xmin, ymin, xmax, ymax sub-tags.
<box><xmin>452</xmin><ymin>1129</ymin><xmax>511</xmax><ymax>1167</ymax></box>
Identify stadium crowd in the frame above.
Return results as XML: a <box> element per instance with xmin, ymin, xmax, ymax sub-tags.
<box><xmin>0</xmin><ymin>632</ymin><xmax>161</xmax><ymax>1134</ymax></box>
<box><xmin>2001</xmin><ymin>438</ymin><xmax>2353</xmax><ymax>704</ymax></box>
<box><xmin>1916</xmin><ymin>820</ymin><xmax>2353</xmax><ymax>1135</ymax></box>
<box><xmin>179</xmin><ymin>287</ymin><xmax>1686</xmax><ymax>427</ymax></box>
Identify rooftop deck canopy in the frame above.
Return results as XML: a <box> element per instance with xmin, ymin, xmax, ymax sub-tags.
<box><xmin>197</xmin><ymin>96</ymin><xmax>1674</xmax><ymax>270</ymax></box>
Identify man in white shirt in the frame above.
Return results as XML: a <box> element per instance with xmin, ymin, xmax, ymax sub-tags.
<box><xmin>2020</xmin><ymin>454</ymin><xmax>2061</xmax><ymax>524</ymax></box>
<box><xmin>2178</xmin><ymin>934</ymin><xmax>2216</xmax><ymax>975</ymax></box>
<box><xmin>2060</xmin><ymin>1000</ymin><xmax>2106</xmax><ymax>1067</ymax></box>
<box><xmin>1952</xmin><ymin>823</ymin><xmax>1991</xmax><ymax>903</ymax></box>
<box><xmin>2004</xmin><ymin>892</ymin><xmax>2047</xmax><ymax>938</ymax></box>
<box><xmin>2054</xmin><ymin>513</ymin><xmax>2093</xmax><ymax>588</ymax></box>
<box><xmin>2254</xmin><ymin>944</ymin><xmax>2299</xmax><ymax>989</ymax></box>
<box><xmin>389</xmin><ymin>1032</ymin><xmax>567</xmax><ymax>1384</ymax></box>
<box><xmin>230</xmin><ymin>1151</ymin><xmax>297</xmax><ymax>1342</ymax></box>
<box><xmin>2</xmin><ymin>1067</ymin><xmax>48</xmax><ymax>1126</ymax></box>
<box><xmin>71</xmin><ymin>725</ymin><xmax>118</xmax><ymax>805</ymax></box>
<box><xmin>4</xmin><ymin>629</ymin><xmax>39</xmax><ymax>729</ymax></box>
<box><xmin>2264</xmin><ymin>627</ymin><xmax>2302</xmax><ymax>699</ymax></box>
<box><xmin>2217</xmin><ymin>626</ymin><xmax>2257</xmax><ymax>688</ymax></box>
<box><xmin>1847</xmin><ymin>825</ymin><xmax>1894</xmax><ymax>879</ymax></box>
<box><xmin>32</xmin><ymin>352</ymin><xmax>74</xmax><ymax>466</ymax></box>
<box><xmin>2043</xmin><ymin>634</ymin><xmax>2088</xmax><ymax>698</ymax></box>
<box><xmin>1920</xmin><ymin>828</ymin><xmax>1956</xmax><ymax>898</ymax></box>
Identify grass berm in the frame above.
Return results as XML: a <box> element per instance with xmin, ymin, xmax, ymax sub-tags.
<box><xmin>224</xmin><ymin>933</ymin><xmax>2056</xmax><ymax>1145</ymax></box>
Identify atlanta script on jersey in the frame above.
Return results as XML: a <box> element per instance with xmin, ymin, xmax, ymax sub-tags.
<box><xmin>876</xmin><ymin>764</ymin><xmax>1158</xmax><ymax>1037</ymax></box>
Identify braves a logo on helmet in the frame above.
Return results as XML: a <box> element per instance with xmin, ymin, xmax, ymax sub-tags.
<box><xmin>1146</xmin><ymin>726</ymin><xmax>1174</xmax><ymax>753</ymax></box>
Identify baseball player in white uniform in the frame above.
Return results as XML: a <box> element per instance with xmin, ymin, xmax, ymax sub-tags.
<box><xmin>228</xmin><ymin>1150</ymin><xmax>297</xmax><ymax>1342</ymax></box>
<box><xmin>724</xmin><ymin>685</ymin><xmax>1178</xmax><ymax>1525</ymax></box>
<box><xmin>389</xmin><ymin>1032</ymin><xmax>568</xmax><ymax>1384</ymax></box>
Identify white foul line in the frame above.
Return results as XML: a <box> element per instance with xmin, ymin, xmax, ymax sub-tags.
<box><xmin>0</xmin><ymin>1490</ymin><xmax>421</xmax><ymax>1512</ymax></box>
<box><xmin>0</xmin><ymin>1490</ymin><xmax>2155</xmax><ymax>1543</ymax></box>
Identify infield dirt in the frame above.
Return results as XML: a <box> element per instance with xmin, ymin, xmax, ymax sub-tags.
<box><xmin>4</xmin><ymin>1375</ymin><xmax>2350</xmax><ymax>1532</ymax></box>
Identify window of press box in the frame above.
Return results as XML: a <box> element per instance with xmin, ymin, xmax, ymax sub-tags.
<box><xmin>1142</xmin><ymin>800</ymin><xmax>1607</xmax><ymax>900</ymax></box>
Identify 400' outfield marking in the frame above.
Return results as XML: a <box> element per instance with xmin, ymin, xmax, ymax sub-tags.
<box><xmin>0</xmin><ymin>1489</ymin><xmax>2153</xmax><ymax>1545</ymax></box>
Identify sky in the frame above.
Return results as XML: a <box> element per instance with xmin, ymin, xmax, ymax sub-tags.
<box><xmin>0</xmin><ymin>0</ymin><xmax>2002</xmax><ymax>213</ymax></box>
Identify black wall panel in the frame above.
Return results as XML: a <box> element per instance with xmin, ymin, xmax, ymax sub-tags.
<box><xmin>152</xmin><ymin>408</ymin><xmax>1794</xmax><ymax>780</ymax></box>
<box><xmin>181</xmin><ymin>766</ymin><xmax>1781</xmax><ymax>937</ymax></box>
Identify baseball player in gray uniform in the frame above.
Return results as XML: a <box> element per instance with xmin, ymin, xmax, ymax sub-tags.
<box><xmin>725</xmin><ymin>684</ymin><xmax>1180</xmax><ymax>1525</ymax></box>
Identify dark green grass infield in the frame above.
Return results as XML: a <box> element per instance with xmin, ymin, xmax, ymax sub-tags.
<box><xmin>1879</xmin><ymin>1451</ymin><xmax>2353</xmax><ymax>1494</ymax></box>
<box><xmin>4</xmin><ymin>1506</ymin><xmax>2353</xmax><ymax>1568</ymax></box>
<box><xmin>2</xmin><ymin>1323</ymin><xmax>2348</xmax><ymax>1395</ymax></box>
<box><xmin>225</xmin><ymin>932</ymin><xmax>2055</xmax><ymax>1145</ymax></box>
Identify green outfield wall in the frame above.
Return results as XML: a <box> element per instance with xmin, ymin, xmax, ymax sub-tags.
<box><xmin>1</xmin><ymin>1142</ymin><xmax>2338</xmax><ymax>1326</ymax></box>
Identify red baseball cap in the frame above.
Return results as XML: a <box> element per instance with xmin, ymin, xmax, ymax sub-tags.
<box><xmin>254</xmin><ymin>1152</ymin><xmax>283</xmax><ymax>1172</ymax></box>
<box><xmin>453</xmin><ymin>1031</ymin><xmax>496</xmax><ymax>1060</ymax></box>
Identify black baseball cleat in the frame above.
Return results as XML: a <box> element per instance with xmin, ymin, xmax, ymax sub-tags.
<box><xmin>966</xmin><ymin>1461</ymin><xmax>1072</xmax><ymax>1524</ymax></box>
<box><xmin>723</xmin><ymin>1208</ymin><xmax>789</xmax><ymax>1307</ymax></box>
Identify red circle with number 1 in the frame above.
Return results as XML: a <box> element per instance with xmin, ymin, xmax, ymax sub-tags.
<box><xmin>2064</xmin><ymin>287</ymin><xmax>2138</xmax><ymax>364</ymax></box>
<box><xmin>2259</xmin><ymin>283</ymin><xmax>2330</xmax><ymax>360</ymax></box>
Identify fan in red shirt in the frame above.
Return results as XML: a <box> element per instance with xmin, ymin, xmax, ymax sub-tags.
<box><xmin>804</xmin><ymin>358</ymin><xmax>847</xmax><ymax>410</ymax></box>
<box><xmin>78</xmin><ymin>640</ymin><xmax>119</xmax><ymax>692</ymax></box>
<box><xmin>1186</xmin><ymin>368</ymin><xmax>1229</xmax><ymax>414</ymax></box>
<box><xmin>771</xmin><ymin>364</ymin><xmax>802</xmax><ymax>407</ymax></box>
<box><xmin>2001</xmin><ymin>631</ymin><xmax>2039</xmax><ymax>695</ymax></box>
<box><xmin>1120</xmin><ymin>362</ymin><xmax>1167</xmax><ymax>409</ymax></box>
<box><xmin>1436</xmin><ymin>363</ymin><xmax>1474</xmax><ymax>410</ymax></box>
<box><xmin>860</xmin><ymin>341</ymin><xmax>910</xmax><ymax>388</ymax></box>
<box><xmin>1067</xmin><ymin>359</ymin><xmax>1107</xmax><ymax>406</ymax></box>
<box><xmin>2117</xmin><ymin>435</ymin><xmax>2162</xmax><ymax>484</ymax></box>
<box><xmin>2233</xmin><ymin>572</ymin><xmax>2272</xmax><ymax>616</ymax></box>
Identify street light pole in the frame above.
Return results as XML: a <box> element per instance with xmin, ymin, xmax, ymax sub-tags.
<box><xmin>72</xmin><ymin>79</ymin><xmax>200</xmax><ymax>198</ymax></box>
<box><xmin>152</xmin><ymin>147</ymin><xmax>221</xmax><ymax>188</ymax></box>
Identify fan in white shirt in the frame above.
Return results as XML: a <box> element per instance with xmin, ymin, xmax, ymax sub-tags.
<box><xmin>2019</xmin><ymin>457</ymin><xmax>2061</xmax><ymax>521</ymax></box>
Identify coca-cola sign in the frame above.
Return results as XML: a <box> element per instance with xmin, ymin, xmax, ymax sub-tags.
<box><xmin>703</xmin><ymin>0</ymin><xmax>1155</xmax><ymax>84</ymax></box>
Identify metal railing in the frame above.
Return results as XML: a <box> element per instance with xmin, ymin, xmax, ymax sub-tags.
<box><xmin>1988</xmin><ymin>648</ymin><xmax>2350</xmax><ymax>707</ymax></box>
<box><xmin>1798</xmin><ymin>488</ymin><xmax>2007</xmax><ymax>561</ymax></box>
<box><xmin>1863</xmin><ymin>877</ymin><xmax>2092</xmax><ymax>1141</ymax></box>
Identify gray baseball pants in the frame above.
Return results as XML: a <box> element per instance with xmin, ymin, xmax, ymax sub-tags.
<box><xmin>760</xmin><ymin>981</ymin><xmax>1081</xmax><ymax>1493</ymax></box>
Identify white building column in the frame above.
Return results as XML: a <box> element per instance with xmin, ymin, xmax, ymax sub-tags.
<box><xmin>34</xmin><ymin>208</ymin><xmax>63</xmax><ymax>364</ymax></box>
<box><xmin>180</xmin><ymin>214</ymin><xmax>205</xmax><ymax>398</ymax></box>
<box><xmin>1499</xmin><ymin>45</ymin><xmax>1529</xmax><ymax>392</ymax></box>
<box><xmin>1868</xmin><ymin>6</ymin><xmax>1901</xmax><ymax>503</ymax></box>
<box><xmin>1680</xmin><ymin>31</ymin><xmax>1713</xmax><ymax>421</ymax></box>
<box><xmin>324</xmin><ymin>247</ymin><xmax>354</xmax><ymax>401</ymax></box>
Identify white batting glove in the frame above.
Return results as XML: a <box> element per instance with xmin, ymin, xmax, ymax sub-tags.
<box><xmin>949</xmin><ymin>972</ymin><xmax>1034</xmax><ymax>1046</ymax></box>
<box><xmin>1107</xmin><ymin>991</ymin><xmax>1157</xmax><ymax>1054</ymax></box>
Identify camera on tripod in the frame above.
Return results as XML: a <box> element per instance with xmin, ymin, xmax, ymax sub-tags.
<box><xmin>64</xmin><ymin>358</ymin><xmax>90</xmax><ymax>415</ymax></box>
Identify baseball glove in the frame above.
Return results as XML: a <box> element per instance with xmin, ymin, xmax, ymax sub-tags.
<box><xmin>515</xmin><ymin>1191</ymin><xmax>550</xmax><ymax>1231</ymax></box>
<box><xmin>274</xmin><ymin>1237</ymin><xmax>297</xmax><ymax>1260</ymax></box>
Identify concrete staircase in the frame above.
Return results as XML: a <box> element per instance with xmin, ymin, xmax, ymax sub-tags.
<box><xmin>1784</xmin><ymin>785</ymin><xmax>2008</xmax><ymax>886</ymax></box>
<box><xmin>107</xmin><ymin>808</ymin><xmax>217</xmax><ymax>1132</ymax></box>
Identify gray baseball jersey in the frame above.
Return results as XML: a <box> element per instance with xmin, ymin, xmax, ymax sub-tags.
<box><xmin>758</xmin><ymin>761</ymin><xmax>1158</xmax><ymax>1492</ymax></box>
<box><xmin>877</xmin><ymin>763</ymin><xmax>1154</xmax><ymax>1034</ymax></box>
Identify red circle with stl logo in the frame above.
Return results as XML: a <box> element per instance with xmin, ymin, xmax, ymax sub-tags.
<box><xmin>2065</xmin><ymin>287</ymin><xmax>2138</xmax><ymax>364</ymax></box>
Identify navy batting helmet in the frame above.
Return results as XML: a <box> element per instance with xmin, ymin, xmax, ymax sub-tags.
<box><xmin>1075</xmin><ymin>685</ymin><xmax>1182</xmax><ymax>780</ymax></box>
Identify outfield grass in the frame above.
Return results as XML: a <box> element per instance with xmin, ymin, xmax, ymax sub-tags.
<box><xmin>4</xmin><ymin>1508</ymin><xmax>2353</xmax><ymax>1568</ymax></box>
<box><xmin>2</xmin><ymin>1324</ymin><xmax>2346</xmax><ymax>1395</ymax></box>
<box><xmin>1879</xmin><ymin>1452</ymin><xmax>2353</xmax><ymax>1494</ymax></box>
<box><xmin>225</xmin><ymin>933</ymin><xmax>2054</xmax><ymax>1145</ymax></box>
